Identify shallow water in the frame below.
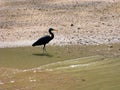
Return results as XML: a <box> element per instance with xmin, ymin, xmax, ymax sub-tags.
<box><xmin>0</xmin><ymin>55</ymin><xmax>120</xmax><ymax>90</ymax></box>
<box><xmin>0</xmin><ymin>44</ymin><xmax>120</xmax><ymax>90</ymax></box>
<box><xmin>0</xmin><ymin>46</ymin><xmax>84</xmax><ymax>69</ymax></box>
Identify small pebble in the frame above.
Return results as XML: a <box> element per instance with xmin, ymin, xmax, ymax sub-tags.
<box><xmin>33</xmin><ymin>70</ymin><xmax>37</xmax><ymax>73</ymax></box>
<box><xmin>0</xmin><ymin>81</ymin><xmax>4</xmax><ymax>85</ymax></box>
<box><xmin>81</xmin><ymin>79</ymin><xmax>86</xmax><ymax>82</ymax></box>
<box><xmin>10</xmin><ymin>80</ymin><xmax>15</xmax><ymax>83</ymax></box>
<box><xmin>71</xmin><ymin>24</ymin><xmax>74</xmax><ymax>26</ymax></box>
<box><xmin>30</xmin><ymin>79</ymin><xmax>36</xmax><ymax>82</ymax></box>
<box><xmin>109</xmin><ymin>45</ymin><xmax>113</xmax><ymax>48</ymax></box>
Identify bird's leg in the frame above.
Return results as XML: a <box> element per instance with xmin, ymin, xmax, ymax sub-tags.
<box><xmin>44</xmin><ymin>44</ymin><xmax>47</xmax><ymax>54</ymax></box>
<box><xmin>43</xmin><ymin>45</ymin><xmax>45</xmax><ymax>54</ymax></box>
<box><xmin>43</xmin><ymin>44</ymin><xmax>47</xmax><ymax>54</ymax></box>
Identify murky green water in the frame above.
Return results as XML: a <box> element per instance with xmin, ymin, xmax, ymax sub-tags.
<box><xmin>0</xmin><ymin>44</ymin><xmax>120</xmax><ymax>90</ymax></box>
<box><xmin>0</xmin><ymin>46</ymin><xmax>84</xmax><ymax>69</ymax></box>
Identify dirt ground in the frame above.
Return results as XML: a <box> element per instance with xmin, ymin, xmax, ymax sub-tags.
<box><xmin>0</xmin><ymin>0</ymin><xmax>120</xmax><ymax>47</ymax></box>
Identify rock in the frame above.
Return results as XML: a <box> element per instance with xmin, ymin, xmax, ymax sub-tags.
<box><xmin>71</xmin><ymin>24</ymin><xmax>74</xmax><ymax>26</ymax></box>
<box><xmin>108</xmin><ymin>45</ymin><xmax>113</xmax><ymax>48</ymax></box>
<box><xmin>81</xmin><ymin>79</ymin><xmax>86</xmax><ymax>82</ymax></box>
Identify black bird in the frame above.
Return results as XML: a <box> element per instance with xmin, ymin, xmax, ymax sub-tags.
<box><xmin>32</xmin><ymin>28</ymin><xmax>58</xmax><ymax>53</ymax></box>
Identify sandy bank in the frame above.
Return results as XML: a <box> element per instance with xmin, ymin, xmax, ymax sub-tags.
<box><xmin>0</xmin><ymin>0</ymin><xmax>120</xmax><ymax>47</ymax></box>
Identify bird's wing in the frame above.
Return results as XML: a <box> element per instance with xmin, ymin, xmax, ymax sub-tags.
<box><xmin>32</xmin><ymin>35</ymin><xmax>52</xmax><ymax>46</ymax></box>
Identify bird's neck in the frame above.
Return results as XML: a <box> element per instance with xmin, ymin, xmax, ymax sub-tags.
<box><xmin>49</xmin><ymin>31</ymin><xmax>54</xmax><ymax>39</ymax></box>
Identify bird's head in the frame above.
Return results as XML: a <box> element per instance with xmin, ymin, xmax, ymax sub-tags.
<box><xmin>49</xmin><ymin>28</ymin><xmax>58</xmax><ymax>32</ymax></box>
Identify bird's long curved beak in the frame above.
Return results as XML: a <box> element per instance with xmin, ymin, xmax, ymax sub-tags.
<box><xmin>53</xmin><ymin>29</ymin><xmax>58</xmax><ymax>32</ymax></box>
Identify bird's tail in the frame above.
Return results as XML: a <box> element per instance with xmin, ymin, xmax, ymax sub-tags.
<box><xmin>32</xmin><ymin>42</ymin><xmax>36</xmax><ymax>46</ymax></box>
